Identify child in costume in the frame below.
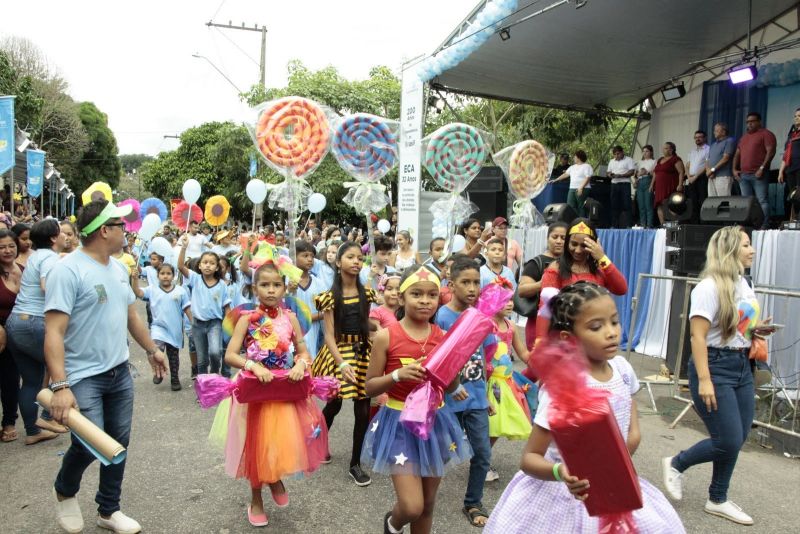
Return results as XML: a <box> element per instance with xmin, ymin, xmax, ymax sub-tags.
<box><xmin>369</xmin><ymin>273</ymin><xmax>401</xmax><ymax>330</ymax></box>
<box><xmin>363</xmin><ymin>266</ymin><xmax>471</xmax><ymax>534</ymax></box>
<box><xmin>485</xmin><ymin>282</ymin><xmax>683</xmax><ymax>533</ymax></box>
<box><xmin>131</xmin><ymin>263</ymin><xmax>192</xmax><ymax>391</ymax></box>
<box><xmin>311</xmin><ymin>241</ymin><xmax>377</xmax><ymax>486</ymax></box>
<box><xmin>216</xmin><ymin>258</ymin><xmax>328</xmax><ymax>528</ymax></box>
<box><xmin>292</xmin><ymin>241</ymin><xmax>327</xmax><ymax>359</ymax></box>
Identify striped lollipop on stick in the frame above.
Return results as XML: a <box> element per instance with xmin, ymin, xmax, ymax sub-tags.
<box><xmin>424</xmin><ymin>123</ymin><xmax>487</xmax><ymax>193</ymax></box>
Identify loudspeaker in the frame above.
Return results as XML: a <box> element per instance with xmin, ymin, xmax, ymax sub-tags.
<box><xmin>701</xmin><ymin>196</ymin><xmax>764</xmax><ymax>227</ymax></box>
<box><xmin>663</xmin><ymin>198</ymin><xmax>694</xmax><ymax>223</ymax></box>
<box><xmin>665</xmin><ymin>248</ymin><xmax>706</xmax><ymax>275</ymax></box>
<box><xmin>468</xmin><ymin>191</ymin><xmax>508</xmax><ymax>223</ymax></box>
<box><xmin>583</xmin><ymin>198</ymin><xmax>603</xmax><ymax>225</ymax></box>
<box><xmin>666</xmin><ymin>279</ymin><xmax>691</xmax><ymax>379</ymax></box>
<box><xmin>542</xmin><ymin>203</ymin><xmax>577</xmax><ymax>224</ymax></box>
<box><xmin>666</xmin><ymin>224</ymin><xmax>724</xmax><ymax>249</ymax></box>
<box><xmin>466</xmin><ymin>166</ymin><xmax>505</xmax><ymax>192</ymax></box>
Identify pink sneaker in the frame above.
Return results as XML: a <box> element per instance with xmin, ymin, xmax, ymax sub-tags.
<box><xmin>247</xmin><ymin>506</ymin><xmax>269</xmax><ymax>527</ymax></box>
<box><xmin>270</xmin><ymin>482</ymin><xmax>289</xmax><ymax>508</ymax></box>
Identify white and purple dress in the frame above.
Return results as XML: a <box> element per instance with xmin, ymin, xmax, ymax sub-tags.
<box><xmin>485</xmin><ymin>356</ymin><xmax>685</xmax><ymax>534</ymax></box>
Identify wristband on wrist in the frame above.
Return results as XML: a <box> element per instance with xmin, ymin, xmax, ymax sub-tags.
<box><xmin>597</xmin><ymin>255</ymin><xmax>612</xmax><ymax>269</ymax></box>
<box><xmin>244</xmin><ymin>360</ymin><xmax>255</xmax><ymax>372</ymax></box>
<box><xmin>391</xmin><ymin>369</ymin><xmax>401</xmax><ymax>383</ymax></box>
<box><xmin>338</xmin><ymin>362</ymin><xmax>350</xmax><ymax>371</ymax></box>
<box><xmin>552</xmin><ymin>462</ymin><xmax>563</xmax><ymax>482</ymax></box>
<box><xmin>50</xmin><ymin>380</ymin><xmax>70</xmax><ymax>392</ymax></box>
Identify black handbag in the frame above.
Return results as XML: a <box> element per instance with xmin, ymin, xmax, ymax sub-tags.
<box><xmin>513</xmin><ymin>255</ymin><xmax>546</xmax><ymax>318</ymax></box>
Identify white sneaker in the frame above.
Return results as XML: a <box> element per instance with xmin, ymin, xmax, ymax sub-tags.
<box><xmin>485</xmin><ymin>468</ymin><xmax>500</xmax><ymax>482</ymax></box>
<box><xmin>661</xmin><ymin>457</ymin><xmax>683</xmax><ymax>500</ymax></box>
<box><xmin>97</xmin><ymin>511</ymin><xmax>142</xmax><ymax>534</ymax></box>
<box><xmin>53</xmin><ymin>488</ymin><xmax>83</xmax><ymax>533</ymax></box>
<box><xmin>704</xmin><ymin>500</ymin><xmax>754</xmax><ymax>525</ymax></box>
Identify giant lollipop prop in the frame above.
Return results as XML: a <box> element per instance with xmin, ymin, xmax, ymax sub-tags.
<box><xmin>423</xmin><ymin>123</ymin><xmax>490</xmax><ymax>256</ymax></box>
<box><xmin>331</xmin><ymin>113</ymin><xmax>398</xmax><ymax>254</ymax></box>
<box><xmin>250</xmin><ymin>96</ymin><xmax>331</xmax><ymax>260</ymax></box>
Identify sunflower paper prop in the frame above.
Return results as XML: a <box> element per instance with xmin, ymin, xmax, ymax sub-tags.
<box><xmin>171</xmin><ymin>200</ymin><xmax>203</xmax><ymax>228</ymax></box>
<box><xmin>81</xmin><ymin>182</ymin><xmax>113</xmax><ymax>206</ymax></box>
<box><xmin>118</xmin><ymin>199</ymin><xmax>142</xmax><ymax>232</ymax></box>
<box><xmin>140</xmin><ymin>197</ymin><xmax>168</xmax><ymax>222</ymax></box>
<box><xmin>204</xmin><ymin>195</ymin><xmax>231</xmax><ymax>227</ymax></box>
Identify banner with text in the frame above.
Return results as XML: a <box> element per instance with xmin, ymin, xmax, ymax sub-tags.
<box><xmin>0</xmin><ymin>96</ymin><xmax>15</xmax><ymax>175</ymax></box>
<box><xmin>398</xmin><ymin>68</ymin><xmax>424</xmax><ymax>248</ymax></box>
<box><xmin>26</xmin><ymin>149</ymin><xmax>45</xmax><ymax>198</ymax></box>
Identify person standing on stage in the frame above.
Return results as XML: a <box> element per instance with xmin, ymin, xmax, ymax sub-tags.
<box><xmin>650</xmin><ymin>142</ymin><xmax>686</xmax><ymax>226</ymax></box>
<box><xmin>45</xmin><ymin>200</ymin><xmax>168</xmax><ymax>534</ymax></box>
<box><xmin>552</xmin><ymin>150</ymin><xmax>593</xmax><ymax>218</ymax></box>
<box><xmin>635</xmin><ymin>145</ymin><xmax>657</xmax><ymax>227</ymax></box>
<box><xmin>706</xmin><ymin>123</ymin><xmax>737</xmax><ymax>198</ymax></box>
<box><xmin>733</xmin><ymin>112</ymin><xmax>776</xmax><ymax>229</ymax></box>
<box><xmin>685</xmin><ymin>130</ymin><xmax>710</xmax><ymax>222</ymax></box>
<box><xmin>606</xmin><ymin>145</ymin><xmax>637</xmax><ymax>228</ymax></box>
<box><xmin>777</xmin><ymin>107</ymin><xmax>800</xmax><ymax>222</ymax></box>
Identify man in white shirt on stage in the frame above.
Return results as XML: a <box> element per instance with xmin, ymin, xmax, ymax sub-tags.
<box><xmin>686</xmin><ymin>130</ymin><xmax>710</xmax><ymax>222</ymax></box>
<box><xmin>607</xmin><ymin>145</ymin><xmax>637</xmax><ymax>228</ymax></box>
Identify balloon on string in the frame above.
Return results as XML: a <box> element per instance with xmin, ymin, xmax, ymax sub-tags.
<box><xmin>246</xmin><ymin>179</ymin><xmax>268</xmax><ymax>204</ymax></box>
<box><xmin>376</xmin><ymin>219</ymin><xmax>391</xmax><ymax>234</ymax></box>
<box><xmin>451</xmin><ymin>234</ymin><xmax>466</xmax><ymax>253</ymax></box>
<box><xmin>139</xmin><ymin>213</ymin><xmax>161</xmax><ymax>242</ymax></box>
<box><xmin>307</xmin><ymin>193</ymin><xmax>326</xmax><ymax>214</ymax></box>
<box><xmin>149</xmin><ymin>237</ymin><xmax>172</xmax><ymax>259</ymax></box>
<box><xmin>182</xmin><ymin>179</ymin><xmax>202</xmax><ymax>205</ymax></box>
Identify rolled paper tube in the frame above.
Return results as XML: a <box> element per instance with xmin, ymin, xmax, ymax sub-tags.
<box><xmin>36</xmin><ymin>389</ymin><xmax>126</xmax><ymax>466</ymax></box>
<box><xmin>424</xmin><ymin>123</ymin><xmax>486</xmax><ymax>192</ymax></box>
<box><xmin>332</xmin><ymin>114</ymin><xmax>398</xmax><ymax>181</ymax></box>
<box><xmin>508</xmin><ymin>140</ymin><xmax>550</xmax><ymax>198</ymax></box>
<box><xmin>255</xmin><ymin>97</ymin><xmax>330</xmax><ymax>178</ymax></box>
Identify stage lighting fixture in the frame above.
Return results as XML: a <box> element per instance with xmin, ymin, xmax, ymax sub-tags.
<box><xmin>789</xmin><ymin>187</ymin><xmax>800</xmax><ymax>208</ymax></box>
<box><xmin>668</xmin><ymin>192</ymin><xmax>688</xmax><ymax>214</ymax></box>
<box><xmin>728</xmin><ymin>64</ymin><xmax>757</xmax><ymax>84</ymax></box>
<box><xmin>661</xmin><ymin>83</ymin><xmax>686</xmax><ymax>102</ymax></box>
<box><xmin>427</xmin><ymin>95</ymin><xmax>445</xmax><ymax>113</ymax></box>
<box><xmin>15</xmin><ymin>130</ymin><xmax>31</xmax><ymax>152</ymax></box>
<box><xmin>499</xmin><ymin>28</ymin><xmax>511</xmax><ymax>41</ymax></box>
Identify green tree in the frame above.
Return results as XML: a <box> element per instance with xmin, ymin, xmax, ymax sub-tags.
<box><xmin>72</xmin><ymin>102</ymin><xmax>121</xmax><ymax>193</ymax></box>
<box><xmin>119</xmin><ymin>153</ymin><xmax>153</xmax><ymax>174</ymax></box>
<box><xmin>0</xmin><ymin>50</ymin><xmax>43</xmax><ymax>134</ymax></box>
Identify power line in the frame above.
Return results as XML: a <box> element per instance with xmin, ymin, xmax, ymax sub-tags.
<box><xmin>210</xmin><ymin>0</ymin><xmax>227</xmax><ymax>20</ymax></box>
<box><xmin>213</xmin><ymin>27</ymin><xmax>261</xmax><ymax>68</ymax></box>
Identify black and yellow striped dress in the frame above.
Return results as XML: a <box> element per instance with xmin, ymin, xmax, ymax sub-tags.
<box><xmin>311</xmin><ymin>288</ymin><xmax>377</xmax><ymax>400</ymax></box>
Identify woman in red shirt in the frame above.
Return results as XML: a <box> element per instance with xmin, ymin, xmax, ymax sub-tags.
<box><xmin>534</xmin><ymin>219</ymin><xmax>627</xmax><ymax>339</ymax></box>
<box><xmin>650</xmin><ymin>142</ymin><xmax>686</xmax><ymax>226</ymax></box>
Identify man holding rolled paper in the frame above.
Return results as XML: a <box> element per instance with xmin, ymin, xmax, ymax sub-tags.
<box><xmin>44</xmin><ymin>199</ymin><xmax>168</xmax><ymax>534</ymax></box>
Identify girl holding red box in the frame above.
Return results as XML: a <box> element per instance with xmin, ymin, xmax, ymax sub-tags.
<box><xmin>486</xmin><ymin>282</ymin><xmax>683</xmax><ymax>533</ymax></box>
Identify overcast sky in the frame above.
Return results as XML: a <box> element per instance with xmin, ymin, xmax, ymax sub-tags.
<box><xmin>1</xmin><ymin>0</ymin><xmax>476</xmax><ymax>156</ymax></box>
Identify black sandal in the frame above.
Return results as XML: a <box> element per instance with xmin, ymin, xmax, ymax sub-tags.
<box><xmin>462</xmin><ymin>505</ymin><xmax>489</xmax><ymax>528</ymax></box>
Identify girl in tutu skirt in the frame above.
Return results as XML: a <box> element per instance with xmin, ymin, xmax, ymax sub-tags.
<box><xmin>485</xmin><ymin>282</ymin><xmax>684</xmax><ymax>534</ymax></box>
<box><xmin>363</xmin><ymin>266</ymin><xmax>472</xmax><ymax>534</ymax></box>
<box><xmin>219</xmin><ymin>261</ymin><xmax>328</xmax><ymax>528</ymax></box>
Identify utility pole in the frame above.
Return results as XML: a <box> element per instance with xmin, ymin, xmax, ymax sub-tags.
<box><xmin>205</xmin><ymin>20</ymin><xmax>267</xmax><ymax>88</ymax></box>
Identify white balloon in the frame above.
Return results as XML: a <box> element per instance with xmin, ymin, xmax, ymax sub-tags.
<box><xmin>150</xmin><ymin>237</ymin><xmax>172</xmax><ymax>259</ymax></box>
<box><xmin>307</xmin><ymin>193</ymin><xmax>327</xmax><ymax>214</ymax></box>
<box><xmin>376</xmin><ymin>219</ymin><xmax>391</xmax><ymax>234</ymax></box>
<box><xmin>246</xmin><ymin>179</ymin><xmax>268</xmax><ymax>204</ymax></box>
<box><xmin>451</xmin><ymin>234</ymin><xmax>466</xmax><ymax>253</ymax></box>
<box><xmin>139</xmin><ymin>213</ymin><xmax>161</xmax><ymax>242</ymax></box>
<box><xmin>182</xmin><ymin>179</ymin><xmax>202</xmax><ymax>205</ymax></box>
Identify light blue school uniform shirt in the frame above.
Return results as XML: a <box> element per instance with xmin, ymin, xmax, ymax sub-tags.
<box><xmin>184</xmin><ymin>270</ymin><xmax>231</xmax><ymax>321</ymax></box>
<box><xmin>310</xmin><ymin>258</ymin><xmax>335</xmax><ymax>290</ymax></box>
<box><xmin>295</xmin><ymin>272</ymin><xmax>327</xmax><ymax>358</ymax></box>
<box><xmin>435</xmin><ymin>305</ymin><xmax>491</xmax><ymax>412</ymax></box>
<box><xmin>13</xmin><ymin>248</ymin><xmax>59</xmax><ymax>316</ymax></box>
<box><xmin>142</xmin><ymin>285</ymin><xmax>190</xmax><ymax>348</ymax></box>
<box><xmin>480</xmin><ymin>264</ymin><xmax>517</xmax><ymax>290</ymax></box>
<box><xmin>44</xmin><ymin>251</ymin><xmax>135</xmax><ymax>385</ymax></box>
<box><xmin>143</xmin><ymin>265</ymin><xmax>159</xmax><ymax>288</ymax></box>
<box><xmin>359</xmin><ymin>264</ymin><xmax>397</xmax><ymax>292</ymax></box>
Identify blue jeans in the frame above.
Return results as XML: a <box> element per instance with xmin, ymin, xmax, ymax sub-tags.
<box><xmin>636</xmin><ymin>176</ymin><xmax>655</xmax><ymax>227</ymax></box>
<box><xmin>738</xmin><ymin>173</ymin><xmax>769</xmax><ymax>228</ymax></box>
<box><xmin>7</xmin><ymin>313</ymin><xmax>52</xmax><ymax>436</ymax></box>
<box><xmin>54</xmin><ymin>362</ymin><xmax>134</xmax><ymax>516</ymax></box>
<box><xmin>192</xmin><ymin>319</ymin><xmax>228</xmax><ymax>377</ymax></box>
<box><xmin>672</xmin><ymin>347</ymin><xmax>754</xmax><ymax>503</ymax></box>
<box><xmin>456</xmin><ymin>409</ymin><xmax>491</xmax><ymax>508</ymax></box>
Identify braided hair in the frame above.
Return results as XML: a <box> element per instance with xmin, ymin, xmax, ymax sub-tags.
<box><xmin>548</xmin><ymin>281</ymin><xmax>610</xmax><ymax>332</ymax></box>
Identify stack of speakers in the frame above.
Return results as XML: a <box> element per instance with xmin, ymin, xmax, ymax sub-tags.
<box><xmin>465</xmin><ymin>166</ymin><xmax>508</xmax><ymax>223</ymax></box>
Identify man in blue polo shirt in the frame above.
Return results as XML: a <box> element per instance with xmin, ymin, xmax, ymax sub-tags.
<box><xmin>45</xmin><ymin>200</ymin><xmax>167</xmax><ymax>534</ymax></box>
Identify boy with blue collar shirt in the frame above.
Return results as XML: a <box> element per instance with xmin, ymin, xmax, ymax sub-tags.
<box><xmin>480</xmin><ymin>238</ymin><xmax>516</xmax><ymax>289</ymax></box>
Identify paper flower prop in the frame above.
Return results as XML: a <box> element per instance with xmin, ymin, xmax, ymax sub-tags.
<box><xmin>204</xmin><ymin>195</ymin><xmax>231</xmax><ymax>227</ymax></box>
<box><xmin>284</xmin><ymin>295</ymin><xmax>312</xmax><ymax>335</ymax></box>
<box><xmin>171</xmin><ymin>200</ymin><xmax>203</xmax><ymax>228</ymax></box>
<box><xmin>140</xmin><ymin>197</ymin><xmax>168</xmax><ymax>222</ymax></box>
<box><xmin>118</xmin><ymin>199</ymin><xmax>141</xmax><ymax>232</ymax></box>
<box><xmin>222</xmin><ymin>303</ymin><xmax>256</xmax><ymax>341</ymax></box>
<box><xmin>248</xmin><ymin>242</ymin><xmax>302</xmax><ymax>284</ymax></box>
<box><xmin>81</xmin><ymin>182</ymin><xmax>113</xmax><ymax>206</ymax></box>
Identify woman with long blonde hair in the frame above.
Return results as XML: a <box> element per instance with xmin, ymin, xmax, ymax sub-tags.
<box><xmin>661</xmin><ymin>226</ymin><xmax>775</xmax><ymax>526</ymax></box>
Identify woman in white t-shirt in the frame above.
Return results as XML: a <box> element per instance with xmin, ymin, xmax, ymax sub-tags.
<box><xmin>661</xmin><ymin>226</ymin><xmax>774</xmax><ymax>526</ymax></box>
<box><xmin>635</xmin><ymin>145</ymin><xmax>657</xmax><ymax>227</ymax></box>
<box><xmin>552</xmin><ymin>150</ymin><xmax>593</xmax><ymax>217</ymax></box>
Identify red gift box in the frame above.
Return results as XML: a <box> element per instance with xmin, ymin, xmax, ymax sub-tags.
<box><xmin>233</xmin><ymin>369</ymin><xmax>312</xmax><ymax>403</ymax></box>
<box><xmin>549</xmin><ymin>396</ymin><xmax>643</xmax><ymax>516</ymax></box>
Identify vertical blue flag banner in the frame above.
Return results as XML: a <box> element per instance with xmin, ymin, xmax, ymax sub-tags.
<box><xmin>249</xmin><ymin>155</ymin><xmax>257</xmax><ymax>177</ymax></box>
<box><xmin>26</xmin><ymin>149</ymin><xmax>45</xmax><ymax>198</ymax></box>
<box><xmin>0</xmin><ymin>96</ymin><xmax>15</xmax><ymax>175</ymax></box>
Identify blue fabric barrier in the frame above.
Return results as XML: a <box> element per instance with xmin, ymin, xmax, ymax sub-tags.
<box><xmin>533</xmin><ymin>180</ymin><xmax>569</xmax><ymax>213</ymax></box>
<box><xmin>597</xmin><ymin>229</ymin><xmax>657</xmax><ymax>350</ymax></box>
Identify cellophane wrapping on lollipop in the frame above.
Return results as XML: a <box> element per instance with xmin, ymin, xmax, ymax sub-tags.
<box><xmin>492</xmin><ymin>140</ymin><xmax>554</xmax><ymax>227</ymax></box>
<box><xmin>399</xmin><ymin>283</ymin><xmax>512</xmax><ymax>439</ymax></box>
<box><xmin>195</xmin><ymin>370</ymin><xmax>340</xmax><ymax>409</ymax></box>
<box><xmin>531</xmin><ymin>336</ymin><xmax>642</xmax><ymax>532</ymax></box>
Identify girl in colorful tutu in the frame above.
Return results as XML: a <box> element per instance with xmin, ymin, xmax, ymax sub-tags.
<box><xmin>485</xmin><ymin>282</ymin><xmax>684</xmax><ymax>533</ymax></box>
<box><xmin>363</xmin><ymin>266</ymin><xmax>472</xmax><ymax>534</ymax></box>
<box><xmin>218</xmin><ymin>260</ymin><xmax>329</xmax><ymax>528</ymax></box>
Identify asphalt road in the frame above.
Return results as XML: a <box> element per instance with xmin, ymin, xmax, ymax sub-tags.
<box><xmin>1</xmin><ymin>312</ymin><xmax>798</xmax><ymax>533</ymax></box>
